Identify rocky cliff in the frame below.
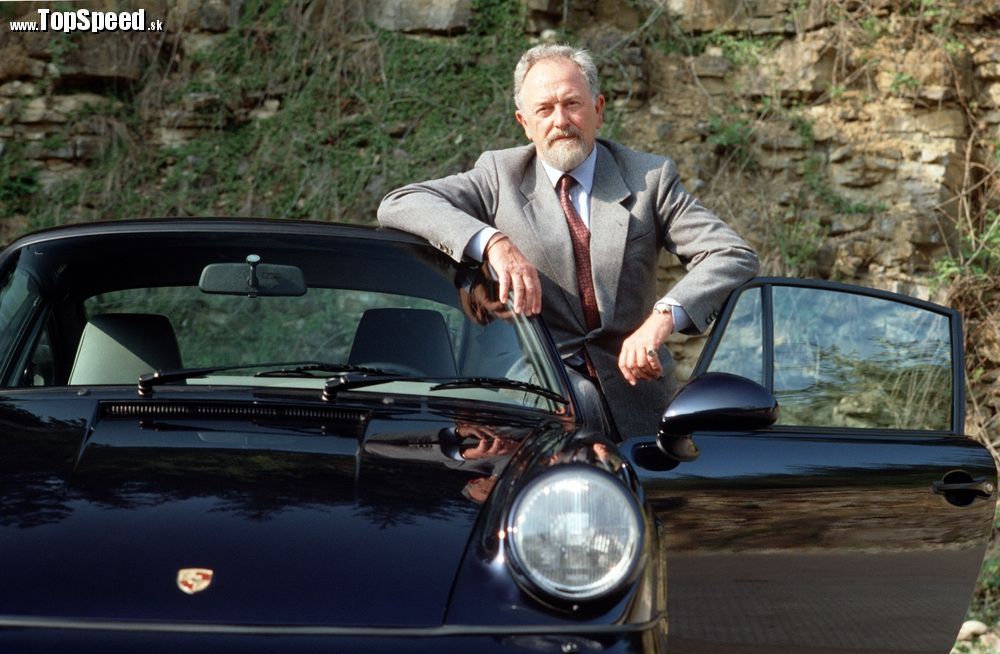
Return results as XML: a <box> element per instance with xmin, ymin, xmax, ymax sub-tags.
<box><xmin>1</xmin><ymin>0</ymin><xmax>997</xmax><ymax>443</ymax></box>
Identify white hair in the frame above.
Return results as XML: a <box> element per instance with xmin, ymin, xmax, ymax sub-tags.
<box><xmin>513</xmin><ymin>44</ymin><xmax>600</xmax><ymax>110</ymax></box>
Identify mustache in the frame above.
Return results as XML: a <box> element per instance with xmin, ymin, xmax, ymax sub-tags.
<box><xmin>546</xmin><ymin>127</ymin><xmax>582</xmax><ymax>145</ymax></box>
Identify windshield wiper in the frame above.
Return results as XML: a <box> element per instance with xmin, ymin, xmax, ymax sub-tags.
<box><xmin>254</xmin><ymin>363</ymin><xmax>395</xmax><ymax>378</ymax></box>
<box><xmin>430</xmin><ymin>377</ymin><xmax>567</xmax><ymax>404</ymax></box>
<box><xmin>321</xmin><ymin>373</ymin><xmax>567</xmax><ymax>405</ymax></box>
<box><xmin>321</xmin><ymin>372</ymin><xmax>412</xmax><ymax>401</ymax></box>
<box><xmin>137</xmin><ymin>362</ymin><xmax>396</xmax><ymax>398</ymax></box>
<box><xmin>138</xmin><ymin>364</ymin><xmax>252</xmax><ymax>397</ymax></box>
<box><xmin>138</xmin><ymin>366</ymin><xmax>567</xmax><ymax>407</ymax></box>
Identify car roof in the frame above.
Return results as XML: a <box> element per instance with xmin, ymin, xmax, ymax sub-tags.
<box><xmin>1</xmin><ymin>218</ymin><xmax>466</xmax><ymax>308</ymax></box>
<box><xmin>4</xmin><ymin>218</ymin><xmax>426</xmax><ymax>249</ymax></box>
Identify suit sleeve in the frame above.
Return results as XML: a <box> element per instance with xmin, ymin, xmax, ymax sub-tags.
<box><xmin>377</xmin><ymin>153</ymin><xmax>502</xmax><ymax>262</ymax></box>
<box><xmin>655</xmin><ymin>160</ymin><xmax>759</xmax><ymax>334</ymax></box>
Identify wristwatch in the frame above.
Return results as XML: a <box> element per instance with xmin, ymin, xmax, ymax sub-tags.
<box><xmin>653</xmin><ymin>301</ymin><xmax>672</xmax><ymax>318</ymax></box>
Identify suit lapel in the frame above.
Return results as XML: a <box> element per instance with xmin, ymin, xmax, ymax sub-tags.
<box><xmin>589</xmin><ymin>142</ymin><xmax>632</xmax><ymax>327</ymax></box>
<box><xmin>517</xmin><ymin>157</ymin><xmax>586</xmax><ymax>330</ymax></box>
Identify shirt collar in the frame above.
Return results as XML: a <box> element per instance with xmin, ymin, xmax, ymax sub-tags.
<box><xmin>539</xmin><ymin>145</ymin><xmax>597</xmax><ymax>193</ymax></box>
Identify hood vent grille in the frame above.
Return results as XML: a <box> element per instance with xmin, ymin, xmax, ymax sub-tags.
<box><xmin>100</xmin><ymin>401</ymin><xmax>369</xmax><ymax>432</ymax></box>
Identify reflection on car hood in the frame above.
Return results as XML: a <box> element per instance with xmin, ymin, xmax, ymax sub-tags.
<box><xmin>0</xmin><ymin>393</ymin><xmax>546</xmax><ymax>627</ymax></box>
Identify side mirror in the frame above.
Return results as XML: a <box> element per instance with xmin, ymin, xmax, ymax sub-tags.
<box><xmin>658</xmin><ymin>372</ymin><xmax>779</xmax><ymax>462</ymax></box>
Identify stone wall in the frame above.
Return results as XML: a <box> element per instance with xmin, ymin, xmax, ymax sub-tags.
<box><xmin>1</xmin><ymin>0</ymin><xmax>997</xmax><ymax>439</ymax></box>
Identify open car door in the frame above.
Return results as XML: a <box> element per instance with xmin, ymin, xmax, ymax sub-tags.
<box><xmin>623</xmin><ymin>278</ymin><xmax>997</xmax><ymax>654</ymax></box>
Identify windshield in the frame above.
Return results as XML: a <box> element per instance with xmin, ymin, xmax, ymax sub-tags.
<box><xmin>0</xmin><ymin>225</ymin><xmax>567</xmax><ymax>412</ymax></box>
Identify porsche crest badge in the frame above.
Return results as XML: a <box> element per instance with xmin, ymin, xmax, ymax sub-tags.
<box><xmin>177</xmin><ymin>568</ymin><xmax>214</xmax><ymax>595</ymax></box>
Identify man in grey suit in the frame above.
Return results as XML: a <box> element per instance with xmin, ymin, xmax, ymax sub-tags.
<box><xmin>378</xmin><ymin>44</ymin><xmax>758</xmax><ymax>436</ymax></box>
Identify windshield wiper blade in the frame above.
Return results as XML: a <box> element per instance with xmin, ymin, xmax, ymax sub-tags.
<box><xmin>254</xmin><ymin>363</ymin><xmax>394</xmax><ymax>378</ymax></box>
<box><xmin>320</xmin><ymin>374</ymin><xmax>568</xmax><ymax>405</ymax></box>
<box><xmin>430</xmin><ymin>378</ymin><xmax>567</xmax><ymax>404</ymax></box>
<box><xmin>137</xmin><ymin>361</ymin><xmax>393</xmax><ymax>398</ymax></box>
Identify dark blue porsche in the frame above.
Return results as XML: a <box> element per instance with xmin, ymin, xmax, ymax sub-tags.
<box><xmin>0</xmin><ymin>219</ymin><xmax>992</xmax><ymax>653</ymax></box>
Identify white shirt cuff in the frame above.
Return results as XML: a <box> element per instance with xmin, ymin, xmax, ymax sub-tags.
<box><xmin>663</xmin><ymin>297</ymin><xmax>693</xmax><ymax>333</ymax></box>
<box><xmin>464</xmin><ymin>227</ymin><xmax>501</xmax><ymax>261</ymax></box>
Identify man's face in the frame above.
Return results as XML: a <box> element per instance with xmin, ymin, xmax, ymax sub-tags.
<box><xmin>515</xmin><ymin>58</ymin><xmax>605</xmax><ymax>172</ymax></box>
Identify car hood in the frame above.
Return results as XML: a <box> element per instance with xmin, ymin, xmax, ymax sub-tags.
<box><xmin>0</xmin><ymin>394</ymin><xmax>550</xmax><ymax>627</ymax></box>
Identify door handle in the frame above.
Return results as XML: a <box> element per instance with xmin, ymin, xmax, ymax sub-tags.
<box><xmin>932</xmin><ymin>473</ymin><xmax>995</xmax><ymax>506</ymax></box>
<box><xmin>933</xmin><ymin>477</ymin><xmax>995</xmax><ymax>495</ymax></box>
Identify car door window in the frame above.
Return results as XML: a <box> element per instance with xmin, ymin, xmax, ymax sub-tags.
<box><xmin>701</xmin><ymin>286</ymin><xmax>763</xmax><ymax>385</ymax></box>
<box><xmin>0</xmin><ymin>264</ymin><xmax>40</xmax><ymax>365</ymax></box>
<box><xmin>706</xmin><ymin>282</ymin><xmax>954</xmax><ymax>431</ymax></box>
<box><xmin>21</xmin><ymin>322</ymin><xmax>55</xmax><ymax>387</ymax></box>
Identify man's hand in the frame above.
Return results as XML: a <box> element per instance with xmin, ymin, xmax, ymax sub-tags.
<box><xmin>618</xmin><ymin>311</ymin><xmax>674</xmax><ymax>386</ymax></box>
<box><xmin>484</xmin><ymin>233</ymin><xmax>542</xmax><ymax>316</ymax></box>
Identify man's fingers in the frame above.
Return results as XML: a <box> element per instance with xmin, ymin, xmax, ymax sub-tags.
<box><xmin>509</xmin><ymin>268</ymin><xmax>526</xmax><ymax>313</ymax></box>
<box><xmin>486</xmin><ymin>238</ymin><xmax>542</xmax><ymax>315</ymax></box>
<box><xmin>619</xmin><ymin>347</ymin><xmax>637</xmax><ymax>385</ymax></box>
<box><xmin>619</xmin><ymin>339</ymin><xmax>663</xmax><ymax>385</ymax></box>
<box><xmin>644</xmin><ymin>347</ymin><xmax>662</xmax><ymax>374</ymax></box>
<box><xmin>504</xmin><ymin>260</ymin><xmax>539</xmax><ymax>316</ymax></box>
<box><xmin>637</xmin><ymin>348</ymin><xmax>661</xmax><ymax>380</ymax></box>
<box><xmin>496</xmin><ymin>268</ymin><xmax>511</xmax><ymax>303</ymax></box>
<box><xmin>522</xmin><ymin>270</ymin><xmax>541</xmax><ymax>316</ymax></box>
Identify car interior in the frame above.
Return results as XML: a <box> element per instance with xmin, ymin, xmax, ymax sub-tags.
<box><xmin>0</xmin><ymin>233</ymin><xmax>537</xmax><ymax>395</ymax></box>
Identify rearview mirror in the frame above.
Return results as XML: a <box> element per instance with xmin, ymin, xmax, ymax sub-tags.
<box><xmin>199</xmin><ymin>255</ymin><xmax>306</xmax><ymax>297</ymax></box>
<box><xmin>658</xmin><ymin>372</ymin><xmax>779</xmax><ymax>462</ymax></box>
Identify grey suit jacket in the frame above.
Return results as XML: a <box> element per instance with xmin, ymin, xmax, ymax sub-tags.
<box><xmin>378</xmin><ymin>139</ymin><xmax>759</xmax><ymax>435</ymax></box>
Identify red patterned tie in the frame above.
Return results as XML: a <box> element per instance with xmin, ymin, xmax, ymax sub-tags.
<box><xmin>558</xmin><ymin>175</ymin><xmax>601</xmax><ymax>378</ymax></box>
<box><xmin>557</xmin><ymin>175</ymin><xmax>600</xmax><ymax>332</ymax></box>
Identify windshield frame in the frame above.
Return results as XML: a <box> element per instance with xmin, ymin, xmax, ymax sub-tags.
<box><xmin>0</xmin><ymin>221</ymin><xmax>574</xmax><ymax>416</ymax></box>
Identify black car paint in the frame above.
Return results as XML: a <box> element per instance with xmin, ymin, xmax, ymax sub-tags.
<box><xmin>0</xmin><ymin>386</ymin><xmax>660</xmax><ymax>630</ymax></box>
<box><xmin>0</xmin><ymin>220</ymin><xmax>665</xmax><ymax>651</ymax></box>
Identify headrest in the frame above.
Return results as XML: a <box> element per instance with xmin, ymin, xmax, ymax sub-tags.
<box><xmin>348</xmin><ymin>308</ymin><xmax>457</xmax><ymax>378</ymax></box>
<box><xmin>68</xmin><ymin>313</ymin><xmax>182</xmax><ymax>385</ymax></box>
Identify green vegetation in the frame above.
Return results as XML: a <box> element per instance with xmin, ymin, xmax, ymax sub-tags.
<box><xmin>0</xmin><ymin>144</ymin><xmax>40</xmax><ymax>212</ymax></box>
<box><xmin>708</xmin><ymin>33</ymin><xmax>783</xmax><ymax>67</ymax></box>
<box><xmin>658</xmin><ymin>27</ymin><xmax>781</xmax><ymax>68</ymax></box>
<box><xmin>889</xmin><ymin>71</ymin><xmax>920</xmax><ymax>95</ymax></box>
<box><xmin>859</xmin><ymin>15</ymin><xmax>885</xmax><ymax>42</ymax></box>
<box><xmin>771</xmin><ymin>212</ymin><xmax>828</xmax><ymax>276</ymax></box>
<box><xmin>802</xmin><ymin>155</ymin><xmax>885</xmax><ymax>216</ymax></box>
<box><xmin>934</xmin><ymin>209</ymin><xmax>1000</xmax><ymax>285</ymax></box>
<box><xmin>705</xmin><ymin>113</ymin><xmax>754</xmax><ymax>166</ymax></box>
<box><xmin>0</xmin><ymin>3</ymin><xmax>20</xmax><ymax>21</ymax></box>
<box><xmin>0</xmin><ymin>0</ymin><xmax>531</xmax><ymax>231</ymax></box>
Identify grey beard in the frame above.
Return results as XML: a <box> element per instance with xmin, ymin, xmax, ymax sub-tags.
<box><xmin>539</xmin><ymin>138</ymin><xmax>590</xmax><ymax>172</ymax></box>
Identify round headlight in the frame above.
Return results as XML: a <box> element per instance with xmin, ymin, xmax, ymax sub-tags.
<box><xmin>506</xmin><ymin>466</ymin><xmax>642</xmax><ymax>601</ymax></box>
